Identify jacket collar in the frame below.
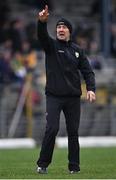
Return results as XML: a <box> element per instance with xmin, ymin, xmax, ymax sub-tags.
<box><xmin>56</xmin><ymin>38</ymin><xmax>72</xmax><ymax>46</ymax></box>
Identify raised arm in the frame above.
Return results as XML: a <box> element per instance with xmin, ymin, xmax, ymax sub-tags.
<box><xmin>37</xmin><ymin>5</ymin><xmax>53</xmax><ymax>52</ymax></box>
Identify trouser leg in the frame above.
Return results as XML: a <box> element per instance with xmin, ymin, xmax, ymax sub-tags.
<box><xmin>37</xmin><ymin>96</ymin><xmax>61</xmax><ymax>167</ymax></box>
<box><xmin>63</xmin><ymin>97</ymin><xmax>80</xmax><ymax>171</ymax></box>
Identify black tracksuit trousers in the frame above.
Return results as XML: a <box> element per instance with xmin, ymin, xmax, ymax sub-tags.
<box><xmin>37</xmin><ymin>95</ymin><xmax>80</xmax><ymax>171</ymax></box>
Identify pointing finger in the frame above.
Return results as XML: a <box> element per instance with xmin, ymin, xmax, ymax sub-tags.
<box><xmin>45</xmin><ymin>5</ymin><xmax>48</xmax><ymax>12</ymax></box>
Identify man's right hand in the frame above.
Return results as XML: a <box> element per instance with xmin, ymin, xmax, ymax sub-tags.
<box><xmin>38</xmin><ymin>5</ymin><xmax>49</xmax><ymax>22</ymax></box>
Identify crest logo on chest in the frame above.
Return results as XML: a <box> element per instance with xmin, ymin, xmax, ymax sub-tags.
<box><xmin>75</xmin><ymin>52</ymin><xmax>79</xmax><ymax>58</ymax></box>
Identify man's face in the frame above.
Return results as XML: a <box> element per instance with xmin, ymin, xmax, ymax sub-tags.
<box><xmin>56</xmin><ymin>24</ymin><xmax>70</xmax><ymax>41</ymax></box>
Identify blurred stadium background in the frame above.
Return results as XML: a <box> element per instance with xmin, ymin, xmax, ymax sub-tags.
<box><xmin>0</xmin><ymin>0</ymin><xmax>116</xmax><ymax>148</ymax></box>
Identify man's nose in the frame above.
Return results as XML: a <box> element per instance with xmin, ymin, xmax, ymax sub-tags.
<box><xmin>59</xmin><ymin>27</ymin><xmax>64</xmax><ymax>31</ymax></box>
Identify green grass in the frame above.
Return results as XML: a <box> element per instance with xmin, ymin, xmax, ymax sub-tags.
<box><xmin>0</xmin><ymin>147</ymin><xmax>116</xmax><ymax>179</ymax></box>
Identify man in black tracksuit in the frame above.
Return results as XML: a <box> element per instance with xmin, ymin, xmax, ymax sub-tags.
<box><xmin>36</xmin><ymin>5</ymin><xmax>96</xmax><ymax>174</ymax></box>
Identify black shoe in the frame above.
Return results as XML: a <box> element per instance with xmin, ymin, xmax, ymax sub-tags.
<box><xmin>69</xmin><ymin>167</ymin><xmax>80</xmax><ymax>174</ymax></box>
<box><xmin>37</xmin><ymin>166</ymin><xmax>47</xmax><ymax>174</ymax></box>
<box><xmin>70</xmin><ymin>170</ymin><xmax>80</xmax><ymax>174</ymax></box>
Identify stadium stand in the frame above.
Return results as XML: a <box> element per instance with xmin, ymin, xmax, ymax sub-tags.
<box><xmin>0</xmin><ymin>0</ymin><xmax>116</xmax><ymax>144</ymax></box>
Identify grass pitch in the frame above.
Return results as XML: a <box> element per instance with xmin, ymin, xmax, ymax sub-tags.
<box><xmin>0</xmin><ymin>147</ymin><xmax>116</xmax><ymax>179</ymax></box>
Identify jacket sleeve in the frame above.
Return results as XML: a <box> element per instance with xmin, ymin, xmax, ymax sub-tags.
<box><xmin>37</xmin><ymin>20</ymin><xmax>53</xmax><ymax>52</ymax></box>
<box><xmin>78</xmin><ymin>49</ymin><xmax>96</xmax><ymax>92</ymax></box>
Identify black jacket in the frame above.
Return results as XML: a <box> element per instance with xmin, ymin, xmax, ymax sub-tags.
<box><xmin>37</xmin><ymin>20</ymin><xmax>96</xmax><ymax>97</ymax></box>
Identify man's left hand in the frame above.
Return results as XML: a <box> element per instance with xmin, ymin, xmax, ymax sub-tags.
<box><xmin>86</xmin><ymin>91</ymin><xmax>96</xmax><ymax>103</ymax></box>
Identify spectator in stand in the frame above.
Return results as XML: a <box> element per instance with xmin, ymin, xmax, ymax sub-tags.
<box><xmin>89</xmin><ymin>40</ymin><xmax>99</xmax><ymax>54</ymax></box>
<box><xmin>9</xmin><ymin>19</ymin><xmax>27</xmax><ymax>52</ymax></box>
<box><xmin>3</xmin><ymin>39</ymin><xmax>13</xmax><ymax>52</ymax></box>
<box><xmin>0</xmin><ymin>49</ymin><xmax>13</xmax><ymax>84</ymax></box>
<box><xmin>76</xmin><ymin>36</ymin><xmax>88</xmax><ymax>52</ymax></box>
<box><xmin>21</xmin><ymin>41</ymin><xmax>37</xmax><ymax>72</ymax></box>
<box><xmin>72</xmin><ymin>25</ymin><xmax>91</xmax><ymax>53</ymax></box>
<box><xmin>26</xmin><ymin>22</ymin><xmax>42</xmax><ymax>50</ymax></box>
<box><xmin>10</xmin><ymin>51</ymin><xmax>26</xmax><ymax>83</ymax></box>
<box><xmin>88</xmin><ymin>41</ymin><xmax>102</xmax><ymax>70</ymax></box>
